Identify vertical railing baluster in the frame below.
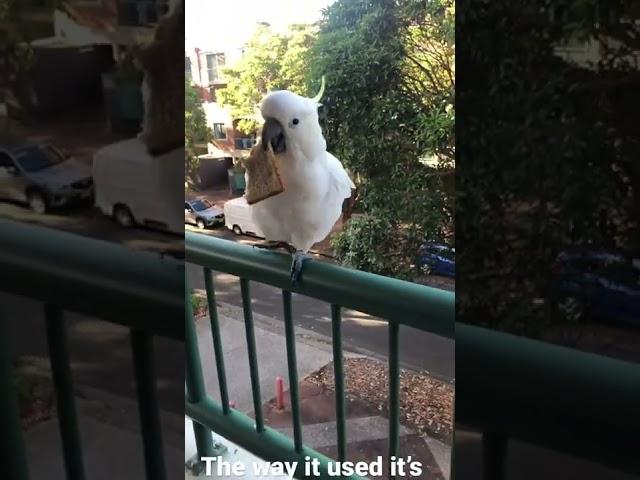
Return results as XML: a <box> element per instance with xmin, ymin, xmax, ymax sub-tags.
<box><xmin>331</xmin><ymin>304</ymin><xmax>347</xmax><ymax>462</ymax></box>
<box><xmin>388</xmin><ymin>321</ymin><xmax>400</xmax><ymax>479</ymax></box>
<box><xmin>240</xmin><ymin>278</ymin><xmax>264</xmax><ymax>432</ymax></box>
<box><xmin>282</xmin><ymin>290</ymin><xmax>303</xmax><ymax>452</ymax></box>
<box><xmin>483</xmin><ymin>431</ymin><xmax>507</xmax><ymax>480</ymax></box>
<box><xmin>185</xmin><ymin>282</ymin><xmax>214</xmax><ymax>461</ymax></box>
<box><xmin>0</xmin><ymin>312</ymin><xmax>30</xmax><ymax>480</ymax></box>
<box><xmin>204</xmin><ymin>268</ymin><xmax>230</xmax><ymax>414</ymax></box>
<box><xmin>451</xmin><ymin>416</ymin><xmax>456</xmax><ymax>480</ymax></box>
<box><xmin>45</xmin><ymin>304</ymin><xmax>86</xmax><ymax>480</ymax></box>
<box><xmin>130</xmin><ymin>329</ymin><xmax>166</xmax><ymax>480</ymax></box>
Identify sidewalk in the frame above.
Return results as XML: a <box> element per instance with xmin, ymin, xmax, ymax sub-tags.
<box><xmin>195</xmin><ymin>302</ymin><xmax>334</xmax><ymax>413</ymax></box>
<box><xmin>192</xmin><ymin>301</ymin><xmax>451</xmax><ymax>479</ymax></box>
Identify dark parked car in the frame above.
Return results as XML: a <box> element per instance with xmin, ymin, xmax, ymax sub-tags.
<box><xmin>418</xmin><ymin>242</ymin><xmax>455</xmax><ymax>278</ymax></box>
<box><xmin>549</xmin><ymin>250</ymin><xmax>640</xmax><ymax>327</ymax></box>
<box><xmin>0</xmin><ymin>137</ymin><xmax>93</xmax><ymax>213</ymax></box>
<box><xmin>185</xmin><ymin>198</ymin><xmax>224</xmax><ymax>229</ymax></box>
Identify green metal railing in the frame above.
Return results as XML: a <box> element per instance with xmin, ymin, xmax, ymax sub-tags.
<box><xmin>456</xmin><ymin>322</ymin><xmax>640</xmax><ymax>479</ymax></box>
<box><xmin>184</xmin><ymin>231</ymin><xmax>455</xmax><ymax>479</ymax></box>
<box><xmin>0</xmin><ymin>219</ymin><xmax>183</xmax><ymax>480</ymax></box>
<box><xmin>186</xmin><ymin>232</ymin><xmax>640</xmax><ymax>479</ymax></box>
<box><xmin>5</xmin><ymin>219</ymin><xmax>635</xmax><ymax>479</ymax></box>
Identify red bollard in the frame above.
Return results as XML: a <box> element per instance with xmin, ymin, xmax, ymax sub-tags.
<box><xmin>275</xmin><ymin>376</ymin><xmax>285</xmax><ymax>410</ymax></box>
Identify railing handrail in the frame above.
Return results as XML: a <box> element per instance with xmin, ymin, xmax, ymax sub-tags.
<box><xmin>0</xmin><ymin>220</ymin><xmax>184</xmax><ymax>340</ymax></box>
<box><xmin>185</xmin><ymin>232</ymin><xmax>455</xmax><ymax>479</ymax></box>
<box><xmin>186</xmin><ymin>232</ymin><xmax>455</xmax><ymax>338</ymax></box>
<box><xmin>457</xmin><ymin>322</ymin><xmax>640</xmax><ymax>476</ymax></box>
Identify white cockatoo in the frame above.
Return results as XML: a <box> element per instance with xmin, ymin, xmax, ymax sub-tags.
<box><xmin>251</xmin><ymin>78</ymin><xmax>355</xmax><ymax>282</ymax></box>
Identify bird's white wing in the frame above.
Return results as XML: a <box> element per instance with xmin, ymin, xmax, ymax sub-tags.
<box><xmin>326</xmin><ymin>152</ymin><xmax>355</xmax><ymax>199</ymax></box>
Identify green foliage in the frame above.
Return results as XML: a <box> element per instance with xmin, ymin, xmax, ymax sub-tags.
<box><xmin>218</xmin><ymin>23</ymin><xmax>317</xmax><ymax>135</ymax></box>
<box><xmin>313</xmin><ymin>0</ymin><xmax>454</xmax><ymax>279</ymax></box>
<box><xmin>333</xmin><ymin>213</ymin><xmax>427</xmax><ymax>280</ymax></box>
<box><xmin>1</xmin><ymin>0</ymin><xmax>37</xmax><ymax>110</ymax></box>
<box><xmin>0</xmin><ymin>0</ymin><xmax>11</xmax><ymax>21</ymax></box>
<box><xmin>184</xmin><ymin>79</ymin><xmax>210</xmax><ymax>184</ymax></box>
<box><xmin>332</xmin><ymin>215</ymin><xmax>408</xmax><ymax>277</ymax></box>
<box><xmin>190</xmin><ymin>292</ymin><xmax>206</xmax><ymax>317</ymax></box>
<box><xmin>457</xmin><ymin>0</ymin><xmax>639</xmax><ymax>336</ymax></box>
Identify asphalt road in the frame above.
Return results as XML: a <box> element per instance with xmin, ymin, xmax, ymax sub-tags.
<box><xmin>186</xmin><ymin>226</ymin><xmax>455</xmax><ymax>381</ymax></box>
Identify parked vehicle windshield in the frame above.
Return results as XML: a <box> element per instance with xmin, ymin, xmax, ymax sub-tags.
<box><xmin>14</xmin><ymin>145</ymin><xmax>65</xmax><ymax>172</ymax></box>
<box><xmin>191</xmin><ymin>199</ymin><xmax>213</xmax><ymax>212</ymax></box>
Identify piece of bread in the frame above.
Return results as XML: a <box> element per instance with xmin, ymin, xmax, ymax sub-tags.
<box><xmin>242</xmin><ymin>142</ymin><xmax>284</xmax><ymax>204</ymax></box>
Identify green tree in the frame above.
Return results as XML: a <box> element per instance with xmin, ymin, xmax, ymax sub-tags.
<box><xmin>217</xmin><ymin>23</ymin><xmax>317</xmax><ymax>134</ymax></box>
<box><xmin>184</xmin><ymin>79</ymin><xmax>210</xmax><ymax>186</ymax></box>
<box><xmin>311</xmin><ymin>0</ymin><xmax>455</xmax><ymax>279</ymax></box>
<box><xmin>1</xmin><ymin>0</ymin><xmax>35</xmax><ymax>113</ymax></box>
<box><xmin>456</xmin><ymin>0</ymin><xmax>639</xmax><ymax>338</ymax></box>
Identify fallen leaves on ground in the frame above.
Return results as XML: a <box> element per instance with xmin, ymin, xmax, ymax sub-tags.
<box><xmin>307</xmin><ymin>357</ymin><xmax>453</xmax><ymax>444</ymax></box>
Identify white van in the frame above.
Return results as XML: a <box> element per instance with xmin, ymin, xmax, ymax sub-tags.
<box><xmin>224</xmin><ymin>196</ymin><xmax>264</xmax><ymax>237</ymax></box>
<box><xmin>93</xmin><ymin>138</ymin><xmax>183</xmax><ymax>234</ymax></box>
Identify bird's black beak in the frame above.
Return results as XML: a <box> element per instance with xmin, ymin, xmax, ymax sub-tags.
<box><xmin>261</xmin><ymin>117</ymin><xmax>286</xmax><ymax>154</ymax></box>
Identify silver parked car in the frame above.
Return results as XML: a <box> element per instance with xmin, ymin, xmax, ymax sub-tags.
<box><xmin>185</xmin><ymin>198</ymin><xmax>224</xmax><ymax>229</ymax></box>
<box><xmin>0</xmin><ymin>137</ymin><xmax>93</xmax><ymax>213</ymax></box>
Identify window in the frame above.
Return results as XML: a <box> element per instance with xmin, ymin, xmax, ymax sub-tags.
<box><xmin>235</xmin><ymin>138</ymin><xmax>256</xmax><ymax>149</ymax></box>
<box><xmin>206</xmin><ymin>53</ymin><xmax>225</xmax><ymax>83</ymax></box>
<box><xmin>15</xmin><ymin>145</ymin><xmax>65</xmax><ymax>172</ymax></box>
<box><xmin>191</xmin><ymin>199</ymin><xmax>213</xmax><ymax>212</ymax></box>
<box><xmin>212</xmin><ymin>123</ymin><xmax>227</xmax><ymax>140</ymax></box>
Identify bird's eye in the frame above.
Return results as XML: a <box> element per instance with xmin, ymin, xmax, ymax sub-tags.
<box><xmin>292</xmin><ymin>118</ymin><xmax>299</xmax><ymax>125</ymax></box>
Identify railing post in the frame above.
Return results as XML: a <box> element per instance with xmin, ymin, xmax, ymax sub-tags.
<box><xmin>45</xmin><ymin>304</ymin><xmax>86</xmax><ymax>480</ymax></box>
<box><xmin>0</xmin><ymin>311</ymin><xmax>30</xmax><ymax>480</ymax></box>
<box><xmin>282</xmin><ymin>290</ymin><xmax>303</xmax><ymax>452</ymax></box>
<box><xmin>185</xmin><ymin>282</ymin><xmax>215</xmax><ymax>474</ymax></box>
<box><xmin>483</xmin><ymin>431</ymin><xmax>507</xmax><ymax>480</ymax></box>
<box><xmin>203</xmin><ymin>268</ymin><xmax>230</xmax><ymax>414</ymax></box>
<box><xmin>130</xmin><ymin>329</ymin><xmax>166</xmax><ymax>480</ymax></box>
<box><xmin>331</xmin><ymin>304</ymin><xmax>347</xmax><ymax>462</ymax></box>
<box><xmin>388</xmin><ymin>321</ymin><xmax>400</xmax><ymax>479</ymax></box>
<box><xmin>240</xmin><ymin>278</ymin><xmax>264</xmax><ymax>432</ymax></box>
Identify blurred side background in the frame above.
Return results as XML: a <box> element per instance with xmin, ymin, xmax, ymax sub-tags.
<box><xmin>1</xmin><ymin>1</ymin><xmax>185</xmax><ymax>479</ymax></box>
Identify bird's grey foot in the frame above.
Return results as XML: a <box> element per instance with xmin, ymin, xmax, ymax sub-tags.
<box><xmin>290</xmin><ymin>251</ymin><xmax>310</xmax><ymax>284</ymax></box>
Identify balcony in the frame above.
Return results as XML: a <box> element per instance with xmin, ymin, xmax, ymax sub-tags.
<box><xmin>1</xmin><ymin>220</ymin><xmax>639</xmax><ymax>479</ymax></box>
